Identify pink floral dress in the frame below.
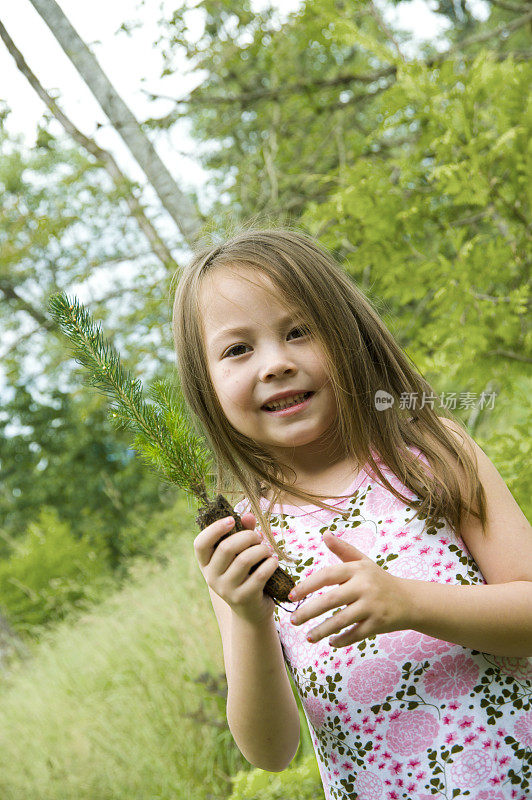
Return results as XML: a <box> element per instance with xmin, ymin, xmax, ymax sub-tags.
<box><xmin>234</xmin><ymin>448</ymin><xmax>532</xmax><ymax>800</ymax></box>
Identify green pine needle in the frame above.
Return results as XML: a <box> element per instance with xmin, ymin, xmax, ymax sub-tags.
<box><xmin>47</xmin><ymin>292</ymin><xmax>213</xmax><ymax>503</ymax></box>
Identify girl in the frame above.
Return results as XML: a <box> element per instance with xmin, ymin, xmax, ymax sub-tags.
<box><xmin>173</xmin><ymin>225</ymin><xmax>532</xmax><ymax>800</ymax></box>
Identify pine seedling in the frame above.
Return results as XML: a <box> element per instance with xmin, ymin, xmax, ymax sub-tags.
<box><xmin>47</xmin><ymin>292</ymin><xmax>295</xmax><ymax>605</ymax></box>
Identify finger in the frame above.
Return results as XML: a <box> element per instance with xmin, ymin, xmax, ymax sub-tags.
<box><xmin>194</xmin><ymin>516</ymin><xmax>236</xmax><ymax>566</ymax></box>
<box><xmin>322</xmin><ymin>532</ymin><xmax>369</xmax><ymax>561</ymax></box>
<box><xmin>241</xmin><ymin>553</ymin><xmax>280</xmax><ymax>591</ymax></box>
<box><xmin>328</xmin><ymin>618</ymin><xmax>373</xmax><ymax>648</ymax></box>
<box><xmin>213</xmin><ymin>532</ymin><xmax>264</xmax><ymax>578</ymax></box>
<box><xmin>290</xmin><ymin>585</ymin><xmax>359</xmax><ymax>627</ymax></box>
<box><xmin>305</xmin><ymin>605</ymin><xmax>363</xmax><ymax>643</ymax></box>
<box><xmin>290</xmin><ymin>565</ymin><xmax>354</xmax><ymax>601</ymax></box>
<box><xmin>225</xmin><ymin>542</ymin><xmax>275</xmax><ymax>586</ymax></box>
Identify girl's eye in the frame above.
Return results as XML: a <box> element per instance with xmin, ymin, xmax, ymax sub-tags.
<box><xmin>222</xmin><ymin>325</ymin><xmax>310</xmax><ymax>359</ymax></box>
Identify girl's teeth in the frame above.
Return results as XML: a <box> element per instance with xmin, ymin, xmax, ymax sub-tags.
<box><xmin>266</xmin><ymin>392</ymin><xmax>308</xmax><ymax>410</ymax></box>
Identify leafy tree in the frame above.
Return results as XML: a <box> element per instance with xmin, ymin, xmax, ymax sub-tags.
<box><xmin>144</xmin><ymin>0</ymin><xmax>530</xmax><ymax>510</ymax></box>
<box><xmin>0</xmin><ymin>383</ymin><xmax>170</xmax><ymax>566</ymax></box>
<box><xmin>145</xmin><ymin>0</ymin><xmax>530</xmax><ymax>225</ymax></box>
<box><xmin>0</xmin><ymin>114</ymin><xmax>175</xmax><ymax>393</ymax></box>
<box><xmin>0</xmin><ymin>115</ymin><xmax>183</xmax><ymax>580</ymax></box>
<box><xmin>303</xmin><ymin>50</ymin><xmax>530</xmax><ymax>377</ymax></box>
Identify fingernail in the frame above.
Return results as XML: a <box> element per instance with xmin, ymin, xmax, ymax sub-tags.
<box><xmin>288</xmin><ymin>590</ymin><xmax>296</xmax><ymax>600</ymax></box>
<box><xmin>225</xmin><ymin>517</ymin><xmax>234</xmax><ymax>526</ymax></box>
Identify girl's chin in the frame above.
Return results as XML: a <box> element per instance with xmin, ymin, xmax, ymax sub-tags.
<box><xmin>261</xmin><ymin>429</ymin><xmax>323</xmax><ymax>451</ymax></box>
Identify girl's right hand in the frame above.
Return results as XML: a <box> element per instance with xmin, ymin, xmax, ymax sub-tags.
<box><xmin>194</xmin><ymin>512</ymin><xmax>278</xmax><ymax>625</ymax></box>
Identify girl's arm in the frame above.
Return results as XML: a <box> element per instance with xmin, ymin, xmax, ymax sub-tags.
<box><xmin>404</xmin><ymin>579</ymin><xmax>532</xmax><ymax>657</ymax></box>
<box><xmin>207</xmin><ymin>586</ymin><xmax>300</xmax><ymax>772</ymax></box>
<box><xmin>227</xmin><ymin>612</ymin><xmax>301</xmax><ymax>772</ymax></box>
<box><xmin>405</xmin><ymin>418</ymin><xmax>532</xmax><ymax>657</ymax></box>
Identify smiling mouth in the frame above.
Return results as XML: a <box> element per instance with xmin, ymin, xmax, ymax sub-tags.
<box><xmin>262</xmin><ymin>391</ymin><xmax>314</xmax><ymax>412</ymax></box>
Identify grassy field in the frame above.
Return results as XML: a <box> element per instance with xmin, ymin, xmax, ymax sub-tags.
<box><xmin>0</xmin><ymin>497</ymin><xmax>314</xmax><ymax>800</ymax></box>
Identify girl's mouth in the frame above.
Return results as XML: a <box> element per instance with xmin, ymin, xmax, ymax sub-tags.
<box><xmin>262</xmin><ymin>391</ymin><xmax>314</xmax><ymax>416</ymax></box>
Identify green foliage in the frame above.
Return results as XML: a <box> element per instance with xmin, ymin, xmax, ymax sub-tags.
<box><xmin>113</xmin><ymin>489</ymin><xmax>195</xmax><ymax>563</ymax></box>
<box><xmin>483</xmin><ymin>417</ymin><xmax>531</xmax><ymax>521</ymax></box>
<box><xmin>0</xmin><ymin>119</ymin><xmax>170</xmax><ymax>389</ymax></box>
<box><xmin>47</xmin><ymin>292</ymin><xmax>214</xmax><ymax>499</ymax></box>
<box><xmin>228</xmin><ymin>754</ymin><xmax>324</xmax><ymax>800</ymax></box>
<box><xmin>0</xmin><ymin>383</ymin><xmax>164</xmax><ymax>563</ymax></box>
<box><xmin>153</xmin><ymin>0</ymin><xmax>530</xmax><ymax>229</ymax></box>
<box><xmin>0</xmin><ymin>506</ymin><xmax>252</xmax><ymax>800</ymax></box>
<box><xmin>153</xmin><ymin>0</ymin><xmax>530</xmax><ymax>510</ymax></box>
<box><xmin>304</xmin><ymin>51</ymin><xmax>531</xmax><ymax>375</ymax></box>
<box><xmin>154</xmin><ymin>0</ymin><xmax>386</xmax><ymax>222</ymax></box>
<box><xmin>301</xmin><ymin>50</ymin><xmax>531</xmax><ymax>511</ymax></box>
<box><xmin>473</xmin><ymin>375</ymin><xmax>531</xmax><ymax>520</ymax></box>
<box><xmin>0</xmin><ymin>506</ymin><xmax>114</xmax><ymax>635</ymax></box>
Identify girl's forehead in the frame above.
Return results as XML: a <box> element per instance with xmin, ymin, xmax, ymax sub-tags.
<box><xmin>199</xmin><ymin>266</ymin><xmax>302</xmax><ymax>351</ymax></box>
<box><xmin>199</xmin><ymin>265</ymin><xmax>282</xmax><ymax>308</ymax></box>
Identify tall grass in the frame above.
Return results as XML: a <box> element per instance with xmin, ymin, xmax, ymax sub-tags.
<box><xmin>0</xmin><ymin>497</ymin><xmax>289</xmax><ymax>800</ymax></box>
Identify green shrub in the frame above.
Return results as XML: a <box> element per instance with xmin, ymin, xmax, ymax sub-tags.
<box><xmin>0</xmin><ymin>506</ymin><xmax>114</xmax><ymax>635</ymax></box>
<box><xmin>228</xmin><ymin>754</ymin><xmax>325</xmax><ymax>800</ymax></box>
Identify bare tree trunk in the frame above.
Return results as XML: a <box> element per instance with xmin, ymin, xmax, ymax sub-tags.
<box><xmin>26</xmin><ymin>0</ymin><xmax>204</xmax><ymax>247</ymax></box>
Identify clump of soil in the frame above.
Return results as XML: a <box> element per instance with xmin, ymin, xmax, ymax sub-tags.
<box><xmin>196</xmin><ymin>493</ymin><xmax>295</xmax><ymax>602</ymax></box>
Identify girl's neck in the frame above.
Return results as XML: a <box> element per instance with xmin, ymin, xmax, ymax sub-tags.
<box><xmin>261</xmin><ymin>456</ymin><xmax>360</xmax><ymax>505</ymax></box>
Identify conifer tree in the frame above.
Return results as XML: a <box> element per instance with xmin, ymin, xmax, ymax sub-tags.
<box><xmin>47</xmin><ymin>292</ymin><xmax>295</xmax><ymax>604</ymax></box>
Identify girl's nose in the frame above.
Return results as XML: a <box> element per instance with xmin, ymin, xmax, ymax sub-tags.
<box><xmin>259</xmin><ymin>360</ymin><xmax>297</xmax><ymax>381</ymax></box>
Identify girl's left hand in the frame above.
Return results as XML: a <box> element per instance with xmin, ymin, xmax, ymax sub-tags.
<box><xmin>289</xmin><ymin>531</ymin><xmax>413</xmax><ymax>647</ymax></box>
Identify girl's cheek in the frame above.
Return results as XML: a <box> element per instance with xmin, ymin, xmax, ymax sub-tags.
<box><xmin>220</xmin><ymin>372</ymin><xmax>247</xmax><ymax>403</ymax></box>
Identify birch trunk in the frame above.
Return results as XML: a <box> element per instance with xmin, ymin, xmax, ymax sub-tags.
<box><xmin>27</xmin><ymin>0</ymin><xmax>204</xmax><ymax>247</ymax></box>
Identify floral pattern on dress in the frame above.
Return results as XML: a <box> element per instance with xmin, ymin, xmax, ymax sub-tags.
<box><xmin>234</xmin><ymin>448</ymin><xmax>532</xmax><ymax>799</ymax></box>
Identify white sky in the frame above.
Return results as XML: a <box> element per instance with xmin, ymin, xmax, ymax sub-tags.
<box><xmin>0</xmin><ymin>0</ymin><xmax>489</xmax><ymax>405</ymax></box>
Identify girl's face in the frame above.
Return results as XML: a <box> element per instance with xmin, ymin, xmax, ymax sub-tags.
<box><xmin>200</xmin><ymin>265</ymin><xmax>345</xmax><ymax>474</ymax></box>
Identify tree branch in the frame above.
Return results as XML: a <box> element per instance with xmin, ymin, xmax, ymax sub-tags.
<box><xmin>0</xmin><ymin>278</ymin><xmax>164</xmax><ymax>362</ymax></box>
<box><xmin>319</xmin><ymin>81</ymin><xmax>393</xmax><ymax>114</ymax></box>
<box><xmin>368</xmin><ymin>0</ymin><xmax>407</xmax><ymax>63</ymax></box>
<box><xmin>144</xmin><ymin>10</ymin><xmax>532</xmax><ymax>122</ymax></box>
<box><xmin>0</xmin><ymin>18</ymin><xmax>179</xmax><ymax>273</ymax></box>
<box><xmin>0</xmin><ymin>280</ymin><xmax>55</xmax><ymax>331</ymax></box>
<box><xmin>487</xmin><ymin>0</ymin><xmax>531</xmax><ymax>14</ymax></box>
<box><xmin>470</xmin><ymin>291</ymin><xmax>522</xmax><ymax>304</ymax></box>
<box><xmin>485</xmin><ymin>349</ymin><xmax>532</xmax><ymax>363</ymax></box>
<box><xmin>26</xmin><ymin>0</ymin><xmax>203</xmax><ymax>245</ymax></box>
<box><xmin>427</xmin><ymin>7</ymin><xmax>532</xmax><ymax>63</ymax></box>
<box><xmin>0</xmin><ymin>324</ymin><xmax>43</xmax><ymax>361</ymax></box>
<box><xmin>467</xmin><ymin>379</ymin><xmax>498</xmax><ymax>435</ymax></box>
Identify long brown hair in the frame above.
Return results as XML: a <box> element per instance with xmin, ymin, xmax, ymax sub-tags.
<box><xmin>171</xmin><ymin>221</ymin><xmax>487</xmax><ymax>564</ymax></box>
